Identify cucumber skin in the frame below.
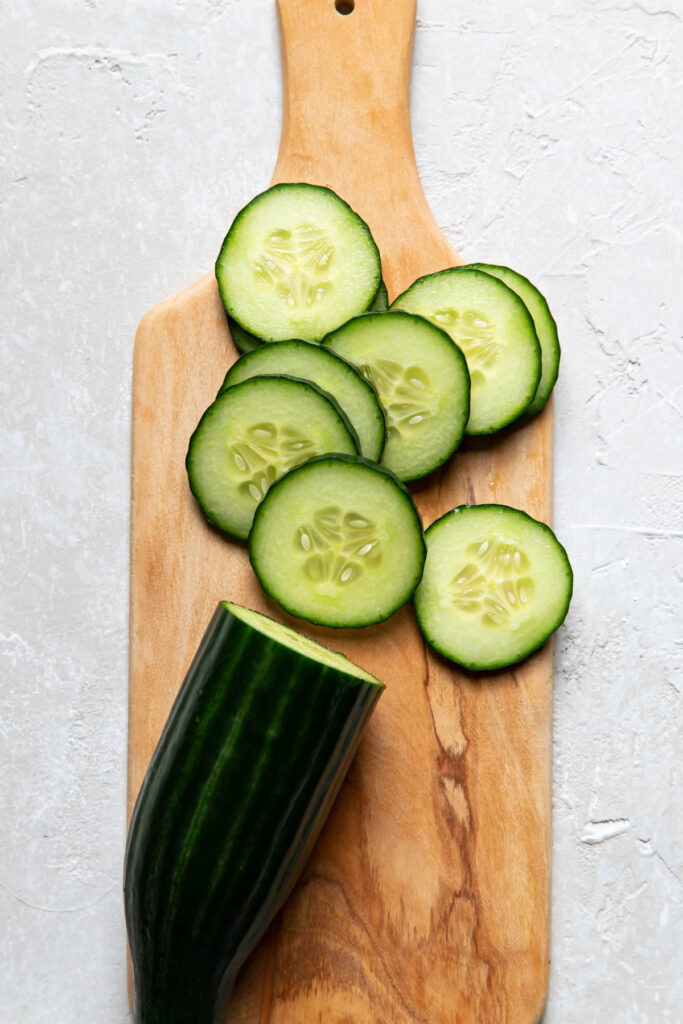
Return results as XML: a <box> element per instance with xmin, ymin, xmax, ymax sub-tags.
<box><xmin>391</xmin><ymin>267</ymin><xmax>542</xmax><ymax>435</ymax></box>
<box><xmin>227</xmin><ymin>315</ymin><xmax>263</xmax><ymax>354</ymax></box>
<box><xmin>249</xmin><ymin>454</ymin><xmax>427</xmax><ymax>628</ymax></box>
<box><xmin>216</xmin><ymin>182</ymin><xmax>382</xmax><ymax>343</ymax></box>
<box><xmin>124</xmin><ymin>602</ymin><xmax>384</xmax><ymax>1024</ymax></box>
<box><xmin>186</xmin><ymin>374</ymin><xmax>361</xmax><ymax>541</ymax></box>
<box><xmin>414</xmin><ymin>504</ymin><xmax>574</xmax><ymax>671</ymax></box>
<box><xmin>468</xmin><ymin>263</ymin><xmax>560</xmax><ymax>418</ymax></box>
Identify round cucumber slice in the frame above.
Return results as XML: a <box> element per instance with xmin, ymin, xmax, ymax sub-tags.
<box><xmin>220</xmin><ymin>340</ymin><xmax>385</xmax><ymax>461</ymax></box>
<box><xmin>414</xmin><ymin>504</ymin><xmax>573</xmax><ymax>671</ymax></box>
<box><xmin>391</xmin><ymin>267</ymin><xmax>541</xmax><ymax>435</ymax></box>
<box><xmin>249</xmin><ymin>455</ymin><xmax>426</xmax><ymax>628</ymax></box>
<box><xmin>469</xmin><ymin>263</ymin><xmax>560</xmax><ymax>418</ymax></box>
<box><xmin>187</xmin><ymin>376</ymin><xmax>359</xmax><ymax>540</ymax></box>
<box><xmin>323</xmin><ymin>312</ymin><xmax>469</xmax><ymax>481</ymax></box>
<box><xmin>216</xmin><ymin>183</ymin><xmax>381</xmax><ymax>343</ymax></box>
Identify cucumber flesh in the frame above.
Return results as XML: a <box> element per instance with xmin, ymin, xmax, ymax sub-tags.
<box><xmin>370</xmin><ymin>279</ymin><xmax>389</xmax><ymax>311</ymax></box>
<box><xmin>391</xmin><ymin>267</ymin><xmax>541</xmax><ymax>434</ymax></box>
<box><xmin>187</xmin><ymin>376</ymin><xmax>359</xmax><ymax>540</ymax></box>
<box><xmin>216</xmin><ymin>183</ymin><xmax>381</xmax><ymax>343</ymax></box>
<box><xmin>414</xmin><ymin>504</ymin><xmax>572</xmax><ymax>670</ymax></box>
<box><xmin>250</xmin><ymin>454</ymin><xmax>426</xmax><ymax>628</ymax></box>
<box><xmin>220</xmin><ymin>340</ymin><xmax>385</xmax><ymax>461</ymax></box>
<box><xmin>323</xmin><ymin>312</ymin><xmax>469</xmax><ymax>481</ymax></box>
<box><xmin>470</xmin><ymin>263</ymin><xmax>560</xmax><ymax>417</ymax></box>
<box><xmin>125</xmin><ymin>601</ymin><xmax>383</xmax><ymax>1024</ymax></box>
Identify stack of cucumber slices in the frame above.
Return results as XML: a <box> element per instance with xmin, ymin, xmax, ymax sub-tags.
<box><xmin>185</xmin><ymin>182</ymin><xmax>571</xmax><ymax>669</ymax></box>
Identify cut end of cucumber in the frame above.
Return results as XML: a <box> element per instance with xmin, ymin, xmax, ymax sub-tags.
<box><xmin>222</xmin><ymin>602</ymin><xmax>384</xmax><ymax>687</ymax></box>
<box><xmin>415</xmin><ymin>504</ymin><xmax>572</xmax><ymax>670</ymax></box>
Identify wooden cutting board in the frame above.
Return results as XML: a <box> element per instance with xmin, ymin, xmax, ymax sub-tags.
<box><xmin>129</xmin><ymin>1</ymin><xmax>554</xmax><ymax>1021</ymax></box>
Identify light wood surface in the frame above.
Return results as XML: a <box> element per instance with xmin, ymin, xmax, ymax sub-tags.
<box><xmin>129</xmin><ymin>1</ymin><xmax>553</xmax><ymax>1020</ymax></box>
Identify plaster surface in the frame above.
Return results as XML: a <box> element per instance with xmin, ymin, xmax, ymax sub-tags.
<box><xmin>1</xmin><ymin>1</ymin><xmax>681</xmax><ymax>1021</ymax></box>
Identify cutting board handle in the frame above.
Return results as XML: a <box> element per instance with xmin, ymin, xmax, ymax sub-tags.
<box><xmin>273</xmin><ymin>0</ymin><xmax>418</xmax><ymax>191</ymax></box>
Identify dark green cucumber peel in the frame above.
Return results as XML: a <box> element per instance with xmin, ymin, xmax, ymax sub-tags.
<box><xmin>469</xmin><ymin>263</ymin><xmax>560</xmax><ymax>418</ymax></box>
<box><xmin>227</xmin><ymin>315</ymin><xmax>264</xmax><ymax>354</ymax></box>
<box><xmin>124</xmin><ymin>601</ymin><xmax>384</xmax><ymax>1024</ymax></box>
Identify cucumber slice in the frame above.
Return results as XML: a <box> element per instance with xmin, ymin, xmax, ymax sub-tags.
<box><xmin>220</xmin><ymin>340</ymin><xmax>385</xmax><ymax>461</ymax></box>
<box><xmin>391</xmin><ymin>268</ymin><xmax>541</xmax><ymax>435</ymax></box>
<box><xmin>370</xmin><ymin>279</ymin><xmax>389</xmax><ymax>311</ymax></box>
<box><xmin>414</xmin><ymin>504</ymin><xmax>573</xmax><ymax>670</ymax></box>
<box><xmin>470</xmin><ymin>263</ymin><xmax>560</xmax><ymax>418</ymax></box>
<box><xmin>228</xmin><ymin>316</ymin><xmax>263</xmax><ymax>354</ymax></box>
<box><xmin>216</xmin><ymin>183</ymin><xmax>381</xmax><ymax>343</ymax></box>
<box><xmin>187</xmin><ymin>376</ymin><xmax>359</xmax><ymax>540</ymax></box>
<box><xmin>249</xmin><ymin>455</ymin><xmax>426</xmax><ymax>628</ymax></box>
<box><xmin>323</xmin><ymin>312</ymin><xmax>470</xmax><ymax>481</ymax></box>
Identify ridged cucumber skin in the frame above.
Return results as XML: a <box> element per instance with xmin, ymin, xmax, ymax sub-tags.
<box><xmin>216</xmin><ymin>183</ymin><xmax>381</xmax><ymax>343</ymax></box>
<box><xmin>124</xmin><ymin>602</ymin><xmax>384</xmax><ymax>1024</ymax></box>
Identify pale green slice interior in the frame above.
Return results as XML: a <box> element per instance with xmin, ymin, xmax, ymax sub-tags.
<box><xmin>470</xmin><ymin>263</ymin><xmax>560</xmax><ymax>417</ymax></box>
<box><xmin>324</xmin><ymin>312</ymin><xmax>469</xmax><ymax>480</ymax></box>
<box><xmin>415</xmin><ymin>505</ymin><xmax>572</xmax><ymax>670</ymax></box>
<box><xmin>250</xmin><ymin>459</ymin><xmax>424</xmax><ymax>627</ymax></box>
<box><xmin>224</xmin><ymin>602</ymin><xmax>383</xmax><ymax>686</ymax></box>
<box><xmin>187</xmin><ymin>378</ymin><xmax>357</xmax><ymax>539</ymax></box>
<box><xmin>218</xmin><ymin>184</ymin><xmax>380</xmax><ymax>342</ymax></box>
<box><xmin>221</xmin><ymin>340</ymin><xmax>385</xmax><ymax>461</ymax></box>
<box><xmin>392</xmin><ymin>269</ymin><xmax>541</xmax><ymax>434</ymax></box>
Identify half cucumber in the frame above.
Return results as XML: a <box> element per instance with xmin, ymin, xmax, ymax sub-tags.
<box><xmin>220</xmin><ymin>340</ymin><xmax>385</xmax><ymax>461</ymax></box>
<box><xmin>470</xmin><ymin>263</ymin><xmax>560</xmax><ymax>418</ymax></box>
<box><xmin>391</xmin><ymin>267</ymin><xmax>541</xmax><ymax>434</ymax></box>
<box><xmin>216</xmin><ymin>183</ymin><xmax>381</xmax><ymax>343</ymax></box>
<box><xmin>125</xmin><ymin>600</ymin><xmax>384</xmax><ymax>1024</ymax></box>
<box><xmin>414</xmin><ymin>504</ymin><xmax>573</xmax><ymax>670</ymax></box>
<box><xmin>187</xmin><ymin>376</ymin><xmax>359</xmax><ymax>540</ymax></box>
<box><xmin>249</xmin><ymin>454</ymin><xmax>426</xmax><ymax>628</ymax></box>
<box><xmin>323</xmin><ymin>311</ymin><xmax>470</xmax><ymax>481</ymax></box>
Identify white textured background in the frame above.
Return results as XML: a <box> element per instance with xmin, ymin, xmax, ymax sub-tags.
<box><xmin>1</xmin><ymin>1</ymin><xmax>681</xmax><ymax>1021</ymax></box>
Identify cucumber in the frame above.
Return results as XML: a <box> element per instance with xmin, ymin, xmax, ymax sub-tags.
<box><xmin>228</xmin><ymin>316</ymin><xmax>262</xmax><ymax>354</ymax></box>
<box><xmin>470</xmin><ymin>263</ymin><xmax>560</xmax><ymax>418</ymax></box>
<box><xmin>124</xmin><ymin>600</ymin><xmax>384</xmax><ymax>1024</ymax></box>
<box><xmin>186</xmin><ymin>376</ymin><xmax>359</xmax><ymax>540</ymax></box>
<box><xmin>249</xmin><ymin>454</ymin><xmax>426</xmax><ymax>628</ymax></box>
<box><xmin>323</xmin><ymin>311</ymin><xmax>470</xmax><ymax>481</ymax></box>
<box><xmin>216</xmin><ymin>183</ymin><xmax>381</xmax><ymax>343</ymax></box>
<box><xmin>391</xmin><ymin>267</ymin><xmax>541</xmax><ymax>434</ymax></box>
<box><xmin>370</xmin><ymin>279</ymin><xmax>389</xmax><ymax>311</ymax></box>
<box><xmin>414</xmin><ymin>504</ymin><xmax>572</xmax><ymax>670</ymax></box>
<box><xmin>220</xmin><ymin>340</ymin><xmax>385</xmax><ymax>461</ymax></box>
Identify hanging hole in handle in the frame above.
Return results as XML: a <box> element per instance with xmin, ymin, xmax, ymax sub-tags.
<box><xmin>335</xmin><ymin>0</ymin><xmax>355</xmax><ymax>14</ymax></box>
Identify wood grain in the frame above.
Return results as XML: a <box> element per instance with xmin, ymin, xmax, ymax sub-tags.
<box><xmin>129</xmin><ymin>1</ymin><xmax>553</xmax><ymax>1020</ymax></box>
